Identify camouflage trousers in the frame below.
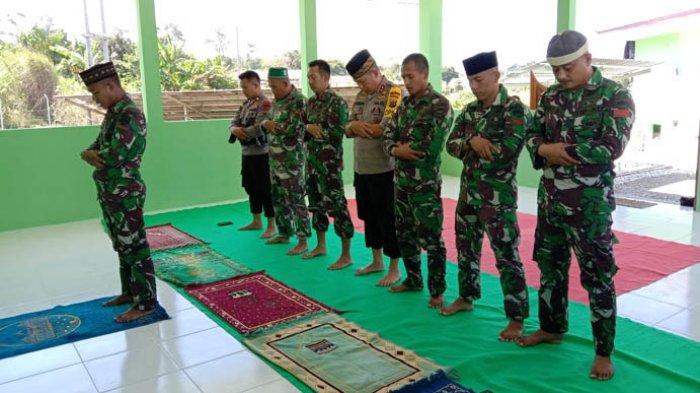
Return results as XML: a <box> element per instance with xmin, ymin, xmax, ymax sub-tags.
<box><xmin>307</xmin><ymin>165</ymin><xmax>354</xmax><ymax>239</ymax></box>
<box><xmin>99</xmin><ymin>192</ymin><xmax>157</xmax><ymax>311</ymax></box>
<box><xmin>534</xmin><ymin>205</ymin><xmax>618</xmax><ymax>356</ymax></box>
<box><xmin>395</xmin><ymin>185</ymin><xmax>446</xmax><ymax>297</ymax></box>
<box><xmin>455</xmin><ymin>203</ymin><xmax>529</xmax><ymax>321</ymax></box>
<box><xmin>271</xmin><ymin>170</ymin><xmax>311</xmax><ymax>239</ymax></box>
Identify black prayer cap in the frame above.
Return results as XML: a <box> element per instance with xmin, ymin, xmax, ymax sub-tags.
<box><xmin>462</xmin><ymin>51</ymin><xmax>498</xmax><ymax>77</ymax></box>
<box><xmin>345</xmin><ymin>49</ymin><xmax>376</xmax><ymax>79</ymax></box>
<box><xmin>79</xmin><ymin>61</ymin><xmax>118</xmax><ymax>86</ymax></box>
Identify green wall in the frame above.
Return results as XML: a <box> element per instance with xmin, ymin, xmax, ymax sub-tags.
<box><xmin>635</xmin><ymin>32</ymin><xmax>681</xmax><ymax>62</ymax></box>
<box><xmin>0</xmin><ymin>121</ymin><xmax>245</xmax><ymax>232</ymax></box>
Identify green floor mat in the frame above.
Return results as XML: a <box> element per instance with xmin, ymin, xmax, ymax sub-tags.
<box><xmin>146</xmin><ymin>202</ymin><xmax>700</xmax><ymax>393</ymax></box>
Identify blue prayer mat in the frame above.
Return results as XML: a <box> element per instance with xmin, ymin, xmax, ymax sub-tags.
<box><xmin>392</xmin><ymin>370</ymin><xmax>477</xmax><ymax>393</ymax></box>
<box><xmin>0</xmin><ymin>297</ymin><xmax>169</xmax><ymax>359</ymax></box>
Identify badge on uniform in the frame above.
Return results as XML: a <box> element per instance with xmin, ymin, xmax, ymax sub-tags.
<box><xmin>613</xmin><ymin>108</ymin><xmax>631</xmax><ymax>118</ymax></box>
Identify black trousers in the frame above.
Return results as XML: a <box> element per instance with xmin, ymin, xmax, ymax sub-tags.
<box><xmin>241</xmin><ymin>153</ymin><xmax>274</xmax><ymax>217</ymax></box>
<box><xmin>354</xmin><ymin>170</ymin><xmax>400</xmax><ymax>258</ymax></box>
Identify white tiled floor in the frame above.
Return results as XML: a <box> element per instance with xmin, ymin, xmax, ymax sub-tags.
<box><xmin>0</xmin><ymin>176</ymin><xmax>699</xmax><ymax>392</ymax></box>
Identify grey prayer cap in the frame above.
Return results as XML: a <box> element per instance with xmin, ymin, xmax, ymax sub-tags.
<box><xmin>546</xmin><ymin>30</ymin><xmax>589</xmax><ymax>66</ymax></box>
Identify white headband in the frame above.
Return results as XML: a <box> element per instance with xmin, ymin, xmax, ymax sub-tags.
<box><xmin>547</xmin><ymin>42</ymin><xmax>589</xmax><ymax>66</ymax></box>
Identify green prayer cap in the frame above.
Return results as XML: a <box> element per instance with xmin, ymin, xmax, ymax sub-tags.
<box><xmin>268</xmin><ymin>67</ymin><xmax>289</xmax><ymax>80</ymax></box>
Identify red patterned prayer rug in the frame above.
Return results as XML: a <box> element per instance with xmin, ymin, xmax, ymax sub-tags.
<box><xmin>186</xmin><ymin>272</ymin><xmax>331</xmax><ymax>335</ymax></box>
<box><xmin>347</xmin><ymin>198</ymin><xmax>700</xmax><ymax>304</ymax></box>
<box><xmin>146</xmin><ymin>223</ymin><xmax>204</xmax><ymax>251</ymax></box>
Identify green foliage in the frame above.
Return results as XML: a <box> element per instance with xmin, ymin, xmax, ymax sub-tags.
<box><xmin>0</xmin><ymin>46</ymin><xmax>57</xmax><ymax>128</ymax></box>
<box><xmin>442</xmin><ymin>66</ymin><xmax>459</xmax><ymax>84</ymax></box>
<box><xmin>381</xmin><ymin>63</ymin><xmax>402</xmax><ymax>83</ymax></box>
<box><xmin>158</xmin><ymin>32</ymin><xmax>238</xmax><ymax>91</ymax></box>
<box><xmin>327</xmin><ymin>59</ymin><xmax>348</xmax><ymax>76</ymax></box>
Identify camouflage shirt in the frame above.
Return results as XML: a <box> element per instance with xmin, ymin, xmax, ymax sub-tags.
<box><xmin>447</xmin><ymin>85</ymin><xmax>531</xmax><ymax>209</ymax></box>
<box><xmin>229</xmin><ymin>94</ymin><xmax>271</xmax><ymax>155</ymax></box>
<box><xmin>88</xmin><ymin>95</ymin><xmax>147</xmax><ymax>197</ymax></box>
<box><xmin>306</xmin><ymin>88</ymin><xmax>348</xmax><ymax>173</ymax></box>
<box><xmin>384</xmin><ymin>84</ymin><xmax>452</xmax><ymax>191</ymax></box>
<box><xmin>264</xmin><ymin>86</ymin><xmax>307</xmax><ymax>175</ymax></box>
<box><xmin>526</xmin><ymin>67</ymin><xmax>635</xmax><ymax>217</ymax></box>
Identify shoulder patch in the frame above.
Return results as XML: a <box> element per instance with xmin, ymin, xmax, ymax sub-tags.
<box><xmin>613</xmin><ymin>108</ymin><xmax>631</xmax><ymax>118</ymax></box>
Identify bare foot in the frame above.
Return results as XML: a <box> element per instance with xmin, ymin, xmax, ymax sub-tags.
<box><xmin>114</xmin><ymin>308</ymin><xmax>155</xmax><ymax>323</ymax></box>
<box><xmin>328</xmin><ymin>255</ymin><xmax>352</xmax><ymax>270</ymax></box>
<box><xmin>377</xmin><ymin>269</ymin><xmax>400</xmax><ymax>287</ymax></box>
<box><xmin>260</xmin><ymin>227</ymin><xmax>276</xmax><ymax>239</ymax></box>
<box><xmin>355</xmin><ymin>261</ymin><xmax>384</xmax><ymax>276</ymax></box>
<box><xmin>265</xmin><ymin>235</ymin><xmax>289</xmax><ymax>245</ymax></box>
<box><xmin>389</xmin><ymin>283</ymin><xmax>422</xmax><ymax>293</ymax></box>
<box><xmin>287</xmin><ymin>243</ymin><xmax>308</xmax><ymax>256</ymax></box>
<box><xmin>102</xmin><ymin>294</ymin><xmax>132</xmax><ymax>307</ymax></box>
<box><xmin>517</xmin><ymin>329</ymin><xmax>563</xmax><ymax>347</ymax></box>
<box><xmin>429</xmin><ymin>294</ymin><xmax>444</xmax><ymax>309</ymax></box>
<box><xmin>440</xmin><ymin>297</ymin><xmax>473</xmax><ymax>316</ymax></box>
<box><xmin>590</xmin><ymin>356</ymin><xmax>614</xmax><ymax>381</ymax></box>
<box><xmin>302</xmin><ymin>246</ymin><xmax>327</xmax><ymax>260</ymax></box>
<box><xmin>499</xmin><ymin>320</ymin><xmax>524</xmax><ymax>342</ymax></box>
<box><xmin>239</xmin><ymin>221</ymin><xmax>262</xmax><ymax>231</ymax></box>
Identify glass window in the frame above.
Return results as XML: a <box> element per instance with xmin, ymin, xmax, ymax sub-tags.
<box><xmin>0</xmin><ymin>0</ymin><xmax>140</xmax><ymax>129</ymax></box>
<box><xmin>442</xmin><ymin>0</ymin><xmax>556</xmax><ymax>109</ymax></box>
<box><xmin>316</xmin><ymin>0</ymin><xmax>419</xmax><ymax>87</ymax></box>
<box><xmin>154</xmin><ymin>0</ymin><xmax>301</xmax><ymax>121</ymax></box>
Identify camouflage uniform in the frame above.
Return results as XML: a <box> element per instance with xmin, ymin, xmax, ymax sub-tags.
<box><xmin>89</xmin><ymin>96</ymin><xmax>156</xmax><ymax>311</ymax></box>
<box><xmin>306</xmin><ymin>88</ymin><xmax>354</xmax><ymax>239</ymax></box>
<box><xmin>264</xmin><ymin>86</ymin><xmax>311</xmax><ymax>239</ymax></box>
<box><xmin>526</xmin><ymin>67</ymin><xmax>635</xmax><ymax>356</ymax></box>
<box><xmin>384</xmin><ymin>84</ymin><xmax>453</xmax><ymax>297</ymax></box>
<box><xmin>447</xmin><ymin>85</ymin><xmax>531</xmax><ymax>321</ymax></box>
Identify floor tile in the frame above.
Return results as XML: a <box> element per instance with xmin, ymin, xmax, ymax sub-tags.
<box><xmin>632</xmin><ymin>269</ymin><xmax>700</xmax><ymax>309</ymax></box>
<box><xmin>74</xmin><ymin>325</ymin><xmax>161</xmax><ymax>362</ymax></box>
<box><xmin>157</xmin><ymin>308</ymin><xmax>218</xmax><ymax>341</ymax></box>
<box><xmin>185</xmin><ymin>351</ymin><xmax>279</xmax><ymax>393</ymax></box>
<box><xmin>656</xmin><ymin>305</ymin><xmax>700</xmax><ymax>341</ymax></box>
<box><xmin>104</xmin><ymin>371</ymin><xmax>201</xmax><ymax>393</ymax></box>
<box><xmin>617</xmin><ymin>293</ymin><xmax>685</xmax><ymax>325</ymax></box>
<box><xmin>0</xmin><ymin>344</ymin><xmax>82</xmax><ymax>385</ymax></box>
<box><xmin>155</xmin><ymin>284</ymin><xmax>194</xmax><ymax>314</ymax></box>
<box><xmin>0</xmin><ymin>364</ymin><xmax>96</xmax><ymax>393</ymax></box>
<box><xmin>84</xmin><ymin>345</ymin><xmax>179</xmax><ymax>392</ymax></box>
<box><xmin>242</xmin><ymin>378</ymin><xmax>300</xmax><ymax>393</ymax></box>
<box><xmin>161</xmin><ymin>327</ymin><xmax>245</xmax><ymax>368</ymax></box>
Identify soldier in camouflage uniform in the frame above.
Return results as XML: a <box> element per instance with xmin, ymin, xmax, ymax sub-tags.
<box><xmin>261</xmin><ymin>67</ymin><xmax>311</xmax><ymax>256</ymax></box>
<box><xmin>443</xmin><ymin>52</ymin><xmax>531</xmax><ymax>342</ymax></box>
<box><xmin>345</xmin><ymin>49</ymin><xmax>404</xmax><ymax>286</ymax></box>
<box><xmin>79</xmin><ymin>62</ymin><xmax>157</xmax><ymax>323</ymax></box>
<box><xmin>384</xmin><ymin>54</ymin><xmax>452</xmax><ymax>308</ymax></box>
<box><xmin>229</xmin><ymin>70</ymin><xmax>276</xmax><ymax>239</ymax></box>
<box><xmin>517</xmin><ymin>31</ymin><xmax>635</xmax><ymax>381</ymax></box>
<box><xmin>303</xmin><ymin>60</ymin><xmax>355</xmax><ymax>269</ymax></box>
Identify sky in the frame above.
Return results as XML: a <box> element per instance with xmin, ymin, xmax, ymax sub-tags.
<box><xmin>1</xmin><ymin>0</ymin><xmax>699</xmax><ymax>73</ymax></box>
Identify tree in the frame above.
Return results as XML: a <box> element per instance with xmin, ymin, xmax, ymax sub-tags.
<box><xmin>268</xmin><ymin>50</ymin><xmax>301</xmax><ymax>69</ymax></box>
<box><xmin>17</xmin><ymin>23</ymin><xmax>70</xmax><ymax>66</ymax></box>
<box><xmin>104</xmin><ymin>30</ymin><xmax>140</xmax><ymax>90</ymax></box>
<box><xmin>206</xmin><ymin>29</ymin><xmax>230</xmax><ymax>59</ymax></box>
<box><xmin>158</xmin><ymin>30</ymin><xmax>238</xmax><ymax>91</ymax></box>
<box><xmin>380</xmin><ymin>63</ymin><xmax>401</xmax><ymax>83</ymax></box>
<box><xmin>442</xmin><ymin>66</ymin><xmax>459</xmax><ymax>85</ymax></box>
<box><xmin>0</xmin><ymin>47</ymin><xmax>57</xmax><ymax>128</ymax></box>
<box><xmin>327</xmin><ymin>59</ymin><xmax>348</xmax><ymax>75</ymax></box>
<box><xmin>241</xmin><ymin>43</ymin><xmax>263</xmax><ymax>71</ymax></box>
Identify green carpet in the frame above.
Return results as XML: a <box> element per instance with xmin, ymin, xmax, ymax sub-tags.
<box><xmin>146</xmin><ymin>202</ymin><xmax>700</xmax><ymax>393</ymax></box>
